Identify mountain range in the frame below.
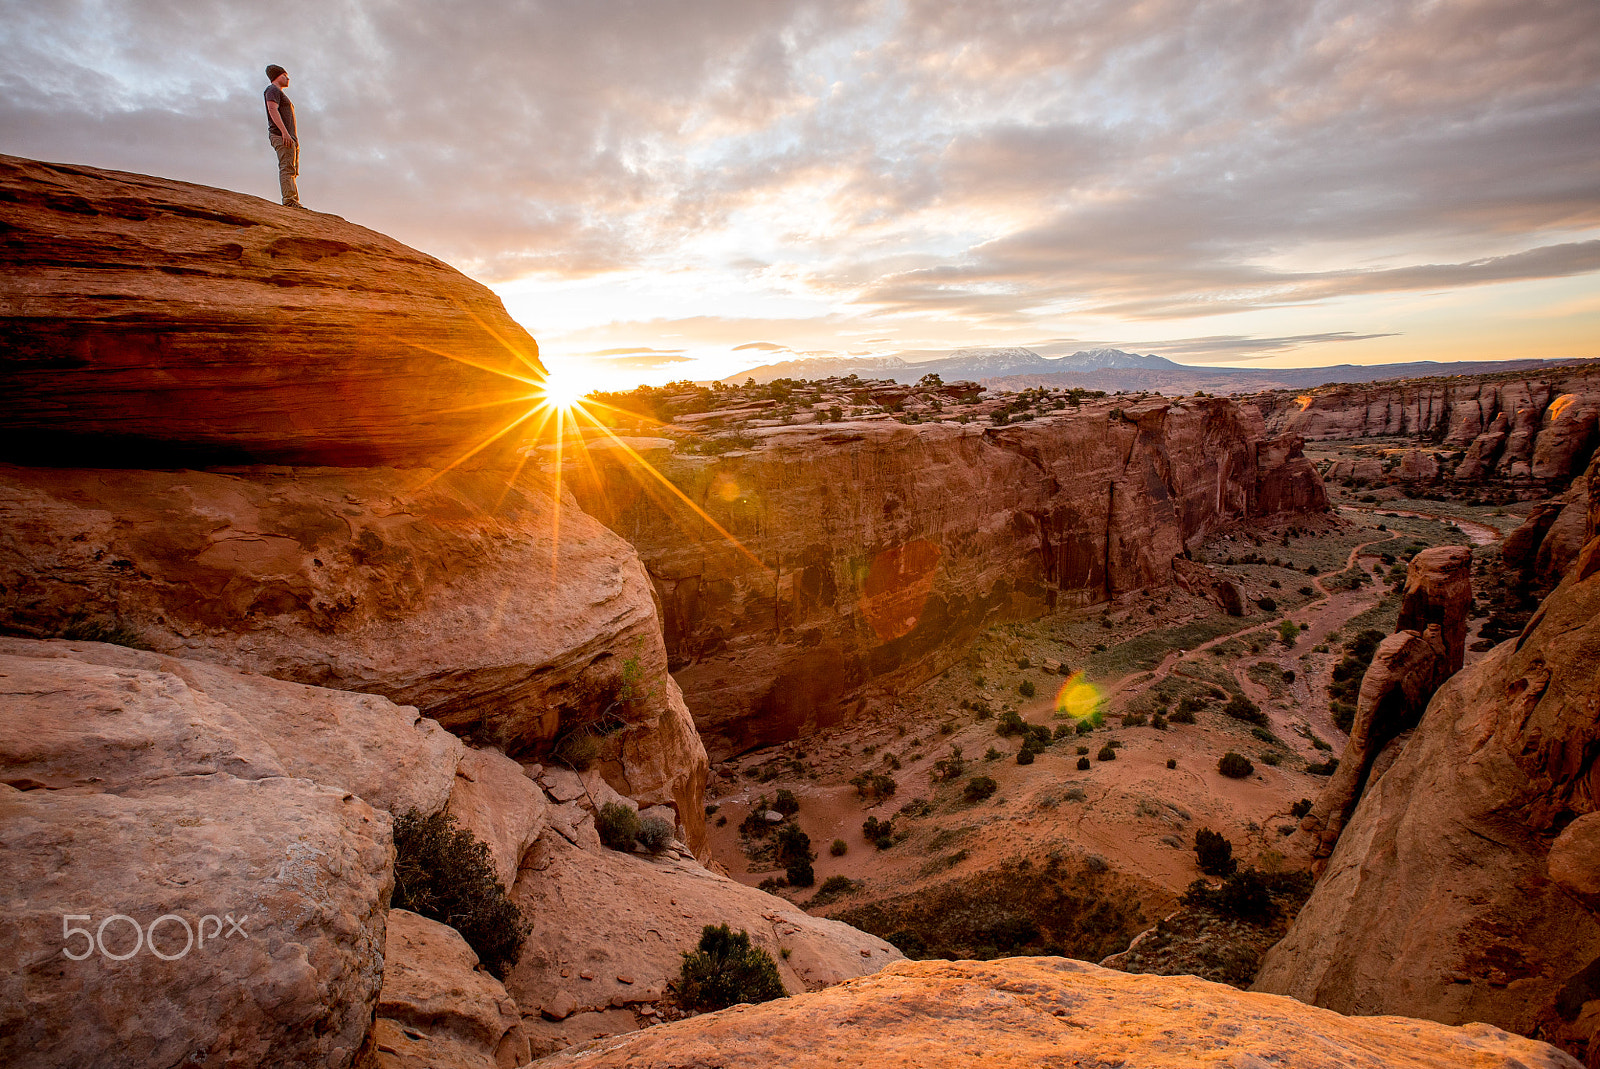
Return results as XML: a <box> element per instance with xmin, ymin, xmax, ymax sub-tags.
<box><xmin>724</xmin><ymin>348</ymin><xmax>1596</xmax><ymax>394</ymax></box>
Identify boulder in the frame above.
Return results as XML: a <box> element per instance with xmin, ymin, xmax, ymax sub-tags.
<box><xmin>446</xmin><ymin>748</ymin><xmax>547</xmax><ymax>890</ymax></box>
<box><xmin>373</xmin><ymin>910</ymin><xmax>528</xmax><ymax>1069</ymax></box>
<box><xmin>1396</xmin><ymin>449</ymin><xmax>1441</xmax><ymax>482</ymax></box>
<box><xmin>0</xmin><ymin>775</ymin><xmax>392</xmax><ymax>1069</ymax></box>
<box><xmin>506</xmin><ymin>831</ymin><xmax>900</xmax><ymax>1057</ymax></box>
<box><xmin>0</xmin><ymin>154</ymin><xmax>545</xmax><ymax>469</ymax></box>
<box><xmin>1503</xmin><ymin>502</ymin><xmax>1566</xmax><ymax>571</ymax></box>
<box><xmin>528</xmin><ymin>957</ymin><xmax>1580</xmax><ymax>1069</ymax></box>
<box><xmin>0</xmin><ymin>636</ymin><xmax>460</xmax><ymax>816</ymax></box>
<box><xmin>1396</xmin><ymin>545</ymin><xmax>1473</xmax><ymax>674</ymax></box>
<box><xmin>1255</xmin><ymin>521</ymin><xmax>1600</xmax><ymax>1056</ymax></box>
<box><xmin>1533</xmin><ymin>394</ymin><xmax>1600</xmax><ymax>483</ymax></box>
<box><xmin>1549</xmin><ymin>814</ymin><xmax>1600</xmax><ymax>914</ymax></box>
<box><xmin>0</xmin><ymin>463</ymin><xmax>708</xmax><ymax>852</ymax></box>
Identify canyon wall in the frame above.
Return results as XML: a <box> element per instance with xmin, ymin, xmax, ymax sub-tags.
<box><xmin>1255</xmin><ymin>455</ymin><xmax>1600</xmax><ymax>1062</ymax></box>
<box><xmin>1254</xmin><ymin>365</ymin><xmax>1600</xmax><ymax>485</ymax></box>
<box><xmin>566</xmin><ymin>398</ymin><xmax>1328</xmax><ymax>756</ymax></box>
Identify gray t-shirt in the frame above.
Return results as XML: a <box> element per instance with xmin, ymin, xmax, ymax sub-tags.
<box><xmin>264</xmin><ymin>85</ymin><xmax>296</xmax><ymax>140</ymax></box>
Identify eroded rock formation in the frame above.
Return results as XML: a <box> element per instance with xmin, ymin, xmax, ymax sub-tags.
<box><xmin>528</xmin><ymin>957</ymin><xmax>1580</xmax><ymax>1069</ymax></box>
<box><xmin>0</xmin><ymin>463</ymin><xmax>708</xmax><ymax>850</ymax></box>
<box><xmin>1256</xmin><ymin>460</ymin><xmax>1600</xmax><ymax>1060</ymax></box>
<box><xmin>567</xmin><ymin>400</ymin><xmax>1328</xmax><ymax>755</ymax></box>
<box><xmin>0</xmin><ymin>154</ymin><xmax>545</xmax><ymax>468</ymax></box>
<box><xmin>1255</xmin><ymin>365</ymin><xmax>1600</xmax><ymax>486</ymax></box>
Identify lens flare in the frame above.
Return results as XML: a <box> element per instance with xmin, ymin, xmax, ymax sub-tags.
<box><xmin>1055</xmin><ymin>673</ymin><xmax>1101</xmax><ymax>720</ymax></box>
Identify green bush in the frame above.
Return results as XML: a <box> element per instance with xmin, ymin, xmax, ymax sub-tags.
<box><xmin>1194</xmin><ymin>828</ymin><xmax>1236</xmax><ymax>877</ymax></box>
<box><xmin>850</xmin><ymin>772</ymin><xmax>897</xmax><ymax>802</ymax></box>
<box><xmin>964</xmin><ymin>776</ymin><xmax>998</xmax><ymax>802</ymax></box>
<box><xmin>392</xmin><ymin>809</ymin><xmax>529</xmax><ymax>980</ymax></box>
<box><xmin>677</xmin><ymin>925</ymin><xmax>787</xmax><ymax>1011</ymax></box>
<box><xmin>786</xmin><ymin>858</ymin><xmax>815</xmax><ymax>887</ymax></box>
<box><xmin>1223</xmin><ymin>695</ymin><xmax>1267</xmax><ymax>727</ymax></box>
<box><xmin>597</xmin><ymin>802</ymin><xmax>642</xmax><ymax>851</ymax></box>
<box><xmin>1290</xmin><ymin>798</ymin><xmax>1313</xmax><ymax>819</ymax></box>
<box><xmin>772</xmin><ymin>789</ymin><xmax>800</xmax><ymax>816</ymax></box>
<box><xmin>1019</xmin><ymin>679</ymin><xmax>1036</xmax><ymax>698</ymax></box>
<box><xmin>1218</xmin><ymin>752</ymin><xmax>1254</xmax><ymax>778</ymax></box>
<box><xmin>862</xmin><ymin>815</ymin><xmax>892</xmax><ymax>841</ymax></box>
<box><xmin>1075</xmin><ymin>719</ymin><xmax>1095</xmax><ymax>735</ymax></box>
<box><xmin>1016</xmin><ymin>747</ymin><xmax>1035</xmax><ymax>765</ymax></box>
<box><xmin>1151</xmin><ymin>713</ymin><xmax>1168</xmax><ymax>730</ymax></box>
<box><xmin>830</xmin><ymin>838</ymin><xmax>848</xmax><ymax>857</ymax></box>
<box><xmin>1096</xmin><ymin>743</ymin><xmax>1116</xmax><ymax>762</ymax></box>
<box><xmin>638</xmin><ymin>815</ymin><xmax>674</xmax><ymax>854</ymax></box>
<box><xmin>1077</xmin><ymin>756</ymin><xmax>1091</xmax><ymax>770</ymax></box>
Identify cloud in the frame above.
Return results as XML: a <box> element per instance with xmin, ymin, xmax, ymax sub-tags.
<box><xmin>2</xmin><ymin>0</ymin><xmax>1596</xmax><ymax>363</ymax></box>
<box><xmin>733</xmin><ymin>341</ymin><xmax>787</xmax><ymax>351</ymax></box>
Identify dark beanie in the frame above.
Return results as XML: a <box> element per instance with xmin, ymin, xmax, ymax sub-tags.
<box><xmin>265</xmin><ymin>64</ymin><xmax>287</xmax><ymax>81</ymax></box>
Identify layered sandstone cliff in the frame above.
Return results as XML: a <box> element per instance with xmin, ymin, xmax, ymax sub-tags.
<box><xmin>0</xmin><ymin>154</ymin><xmax>543</xmax><ymax>468</ymax></box>
<box><xmin>1255</xmin><ymin>456</ymin><xmax>1600</xmax><ymax>1061</ymax></box>
<box><xmin>566</xmin><ymin>398</ymin><xmax>1328</xmax><ymax>755</ymax></box>
<box><xmin>1254</xmin><ymin>364</ymin><xmax>1600</xmax><ymax>485</ymax></box>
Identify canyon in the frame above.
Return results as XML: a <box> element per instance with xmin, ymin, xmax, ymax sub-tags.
<box><xmin>1</xmin><ymin>154</ymin><xmax>1593</xmax><ymax>1069</ymax></box>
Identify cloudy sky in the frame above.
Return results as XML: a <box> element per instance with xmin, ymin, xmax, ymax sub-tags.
<box><xmin>5</xmin><ymin>0</ymin><xmax>1599</xmax><ymax>387</ymax></box>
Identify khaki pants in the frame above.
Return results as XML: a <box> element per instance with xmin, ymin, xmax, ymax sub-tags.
<box><xmin>269</xmin><ymin>135</ymin><xmax>300</xmax><ymax>206</ymax></box>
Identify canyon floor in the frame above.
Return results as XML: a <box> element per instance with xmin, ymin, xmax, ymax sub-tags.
<box><xmin>702</xmin><ymin>438</ymin><xmax>1532</xmax><ymax>972</ymax></box>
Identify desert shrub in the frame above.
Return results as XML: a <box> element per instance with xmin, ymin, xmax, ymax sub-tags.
<box><xmin>964</xmin><ymin>776</ymin><xmax>998</xmax><ymax>802</ymax></box>
<box><xmin>1075</xmin><ymin>719</ymin><xmax>1095</xmax><ymax>735</ymax></box>
<box><xmin>1251</xmin><ymin>727</ymin><xmax>1280</xmax><ymax>744</ymax></box>
<box><xmin>996</xmin><ymin>710</ymin><xmax>1027</xmax><ymax>737</ymax></box>
<box><xmin>1077</xmin><ymin>756</ymin><xmax>1091</xmax><ymax>770</ymax></box>
<box><xmin>1176</xmin><ymin>694</ymin><xmax>1206</xmax><ymax>714</ymax></box>
<box><xmin>830</xmin><ymin>838</ymin><xmax>848</xmax><ymax>857</ymax></box>
<box><xmin>677</xmin><ymin>925</ymin><xmax>786</xmax><ymax>1011</ymax></box>
<box><xmin>1298</xmin><ymin>586</ymin><xmax>1315</xmax><ymax>596</ymax></box>
<box><xmin>786</xmin><ymin>858</ymin><xmax>815</xmax><ymax>887</ymax></box>
<box><xmin>1194</xmin><ymin>828</ymin><xmax>1236</xmax><ymax>877</ymax></box>
<box><xmin>850</xmin><ymin>772</ymin><xmax>897</xmax><ymax>802</ymax></box>
<box><xmin>1151</xmin><ymin>713</ymin><xmax>1168</xmax><ymax>730</ymax></box>
<box><xmin>638</xmin><ymin>816</ymin><xmax>675</xmax><ymax>854</ymax></box>
<box><xmin>1256</xmin><ymin>597</ymin><xmax>1277</xmax><ymax>612</ymax></box>
<box><xmin>772</xmin><ymin>789</ymin><xmax>800</xmax><ymax>816</ymax></box>
<box><xmin>933</xmin><ymin>747</ymin><xmax>966</xmax><ymax>781</ymax></box>
<box><xmin>1096</xmin><ymin>743</ymin><xmax>1116</xmax><ymax>761</ymax></box>
<box><xmin>1121</xmin><ymin>711</ymin><xmax>1148</xmax><ymax>727</ymax></box>
<box><xmin>1218</xmin><ymin>752</ymin><xmax>1254</xmax><ymax>778</ymax></box>
<box><xmin>1180</xmin><ymin>869</ymin><xmax>1278</xmax><ymax>924</ymax></box>
<box><xmin>820</xmin><ymin>875</ymin><xmax>855</xmax><ymax>895</ymax></box>
<box><xmin>1166</xmin><ymin>758</ymin><xmax>1177</xmax><ymax>769</ymax></box>
<box><xmin>553</xmin><ymin>731</ymin><xmax>602</xmax><ymax>771</ymax></box>
<box><xmin>862</xmin><ymin>815</ymin><xmax>892</xmax><ymax>841</ymax></box>
<box><xmin>1019</xmin><ymin>679</ymin><xmax>1036</xmax><ymax>698</ymax></box>
<box><xmin>59</xmin><ymin>618</ymin><xmax>153</xmax><ymax>650</ymax></box>
<box><xmin>597</xmin><ymin>802</ymin><xmax>642</xmax><ymax>851</ymax></box>
<box><xmin>1306</xmin><ymin>757</ymin><xmax>1340</xmax><ymax>776</ymax></box>
<box><xmin>1076</xmin><ymin>745</ymin><xmax>1090</xmax><ymax>755</ymax></box>
<box><xmin>1017</xmin><ymin>747</ymin><xmax>1035</xmax><ymax>765</ymax></box>
<box><xmin>1283</xmin><ymin>670</ymin><xmax>1296</xmax><ymax>683</ymax></box>
<box><xmin>1169</xmin><ymin>706</ymin><xmax>1197</xmax><ymax>725</ymax></box>
<box><xmin>774</xmin><ymin>823</ymin><xmax>812</xmax><ymax>867</ymax></box>
<box><xmin>1223</xmin><ymin>695</ymin><xmax>1267</xmax><ymax>727</ymax></box>
<box><xmin>1054</xmin><ymin>723</ymin><xmax>1074</xmax><ymax>740</ymax></box>
<box><xmin>392</xmin><ymin>809</ymin><xmax>529</xmax><ymax>979</ymax></box>
<box><xmin>1261</xmin><ymin>751</ymin><xmax>1282</xmax><ymax>766</ymax></box>
<box><xmin>1290</xmin><ymin>798</ymin><xmax>1313</xmax><ymax>819</ymax></box>
<box><xmin>985</xmin><ymin>746</ymin><xmax>1003</xmax><ymax>760</ymax></box>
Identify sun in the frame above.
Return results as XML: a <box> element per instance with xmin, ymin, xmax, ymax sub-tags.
<box><xmin>537</xmin><ymin>365</ymin><xmax>590</xmax><ymax>412</ymax></box>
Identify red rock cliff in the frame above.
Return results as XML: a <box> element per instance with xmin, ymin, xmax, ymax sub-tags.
<box><xmin>565</xmin><ymin>397</ymin><xmax>1329</xmax><ymax>756</ymax></box>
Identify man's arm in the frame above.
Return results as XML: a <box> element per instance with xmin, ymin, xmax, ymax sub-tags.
<box><xmin>267</xmin><ymin>101</ymin><xmax>295</xmax><ymax>144</ymax></box>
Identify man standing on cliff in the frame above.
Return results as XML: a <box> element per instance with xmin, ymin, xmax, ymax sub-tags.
<box><xmin>263</xmin><ymin>65</ymin><xmax>303</xmax><ymax>209</ymax></box>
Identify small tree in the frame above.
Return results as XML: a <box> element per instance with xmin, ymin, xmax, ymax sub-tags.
<box><xmin>964</xmin><ymin>776</ymin><xmax>998</xmax><ymax>802</ymax></box>
<box><xmin>677</xmin><ymin>925</ymin><xmax>786</xmax><ymax>1011</ymax></box>
<box><xmin>1218</xmin><ymin>751</ymin><xmax>1255</xmax><ymax>779</ymax></box>
<box><xmin>1194</xmin><ymin>828</ymin><xmax>1236</xmax><ymax>877</ymax></box>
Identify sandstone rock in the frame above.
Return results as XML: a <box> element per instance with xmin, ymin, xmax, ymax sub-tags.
<box><xmin>373</xmin><ymin>910</ymin><xmax>528</xmax><ymax>1069</ymax></box>
<box><xmin>1549</xmin><ymin>814</ymin><xmax>1600</xmax><ymax>914</ymax></box>
<box><xmin>1396</xmin><ymin>448</ymin><xmax>1441</xmax><ymax>482</ymax></box>
<box><xmin>1300</xmin><ymin>627</ymin><xmax>1447</xmax><ymax>859</ymax></box>
<box><xmin>0</xmin><ymin>463</ymin><xmax>708</xmax><ymax>852</ymax></box>
<box><xmin>506</xmin><ymin>831</ymin><xmax>899</xmax><ymax>1057</ymax></box>
<box><xmin>539</xmin><ymin>766</ymin><xmax>589</xmax><ymax>804</ymax></box>
<box><xmin>1537</xmin><ymin>476</ymin><xmax>1594</xmax><ymax>587</ymax></box>
<box><xmin>1534</xmin><ymin>394</ymin><xmax>1600</xmax><ymax>483</ymax></box>
<box><xmin>1503</xmin><ymin>501</ymin><xmax>1566</xmax><ymax>570</ymax></box>
<box><xmin>1396</xmin><ymin>545</ymin><xmax>1473</xmax><ymax>674</ymax></box>
<box><xmin>0</xmin><ymin>775</ymin><xmax>392</xmax><ymax>1069</ymax></box>
<box><xmin>565</xmin><ymin>400</ymin><xmax>1327</xmax><ymax>756</ymax></box>
<box><xmin>1256</xmin><ymin>525</ymin><xmax>1600</xmax><ymax>1050</ymax></box>
<box><xmin>0</xmin><ymin>154</ymin><xmax>546</xmax><ymax>468</ymax></box>
<box><xmin>447</xmin><ymin>748</ymin><xmax>547</xmax><ymax>890</ymax></box>
<box><xmin>0</xmin><ymin>636</ymin><xmax>459</xmax><ymax>815</ymax></box>
<box><xmin>530</xmin><ymin>957</ymin><xmax>1580</xmax><ymax>1069</ymax></box>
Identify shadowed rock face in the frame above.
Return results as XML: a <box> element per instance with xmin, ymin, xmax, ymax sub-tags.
<box><xmin>0</xmin><ymin>464</ymin><xmax>708</xmax><ymax>851</ymax></box>
<box><xmin>0</xmin><ymin>154</ymin><xmax>544</xmax><ymax>468</ymax></box>
<box><xmin>564</xmin><ymin>400</ymin><xmax>1328</xmax><ymax>756</ymax></box>
<box><xmin>526</xmin><ymin>957</ymin><xmax>1581</xmax><ymax>1069</ymax></box>
<box><xmin>1255</xmin><ymin>367</ymin><xmax>1600</xmax><ymax>486</ymax></box>
<box><xmin>1256</xmin><ymin>460</ymin><xmax>1600</xmax><ymax>1060</ymax></box>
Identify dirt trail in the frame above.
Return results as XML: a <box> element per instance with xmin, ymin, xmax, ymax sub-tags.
<box><xmin>1337</xmin><ymin>505</ymin><xmax>1502</xmax><ymax>546</ymax></box>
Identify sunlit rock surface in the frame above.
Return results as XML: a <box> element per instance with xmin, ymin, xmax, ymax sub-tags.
<box><xmin>0</xmin><ymin>153</ymin><xmax>544</xmax><ymax>468</ymax></box>
<box><xmin>530</xmin><ymin>957</ymin><xmax>1580</xmax><ymax>1069</ymax></box>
